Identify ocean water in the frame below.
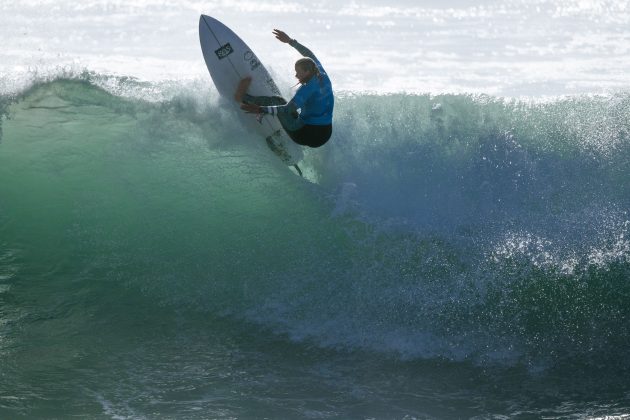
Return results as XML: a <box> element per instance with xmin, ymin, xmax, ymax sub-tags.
<box><xmin>1</xmin><ymin>1</ymin><xmax>630</xmax><ymax>419</ymax></box>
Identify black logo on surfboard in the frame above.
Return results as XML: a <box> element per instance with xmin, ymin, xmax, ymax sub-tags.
<box><xmin>215</xmin><ymin>43</ymin><xmax>234</xmax><ymax>59</ymax></box>
<box><xmin>244</xmin><ymin>51</ymin><xmax>261</xmax><ymax>71</ymax></box>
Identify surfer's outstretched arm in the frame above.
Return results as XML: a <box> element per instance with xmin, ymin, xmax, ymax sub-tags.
<box><xmin>241</xmin><ymin>100</ymin><xmax>303</xmax><ymax>132</ymax></box>
<box><xmin>289</xmin><ymin>40</ymin><xmax>316</xmax><ymax>61</ymax></box>
<box><xmin>272</xmin><ymin>29</ymin><xmax>317</xmax><ymax>62</ymax></box>
<box><xmin>236</xmin><ymin>76</ymin><xmax>302</xmax><ymax>131</ymax></box>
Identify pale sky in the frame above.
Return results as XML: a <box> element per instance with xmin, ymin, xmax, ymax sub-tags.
<box><xmin>1</xmin><ymin>0</ymin><xmax>629</xmax><ymax>96</ymax></box>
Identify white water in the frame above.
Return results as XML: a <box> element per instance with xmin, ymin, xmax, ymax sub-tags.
<box><xmin>1</xmin><ymin>0</ymin><xmax>629</xmax><ymax>97</ymax></box>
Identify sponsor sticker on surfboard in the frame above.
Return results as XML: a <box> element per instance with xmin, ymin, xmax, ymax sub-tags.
<box><xmin>214</xmin><ymin>43</ymin><xmax>234</xmax><ymax>59</ymax></box>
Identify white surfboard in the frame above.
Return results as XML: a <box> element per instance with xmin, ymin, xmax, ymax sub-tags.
<box><xmin>198</xmin><ymin>15</ymin><xmax>304</xmax><ymax>170</ymax></box>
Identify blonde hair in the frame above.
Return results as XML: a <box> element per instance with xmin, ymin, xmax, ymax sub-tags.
<box><xmin>295</xmin><ymin>58</ymin><xmax>320</xmax><ymax>76</ymax></box>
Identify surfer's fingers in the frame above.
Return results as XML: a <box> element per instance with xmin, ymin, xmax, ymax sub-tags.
<box><xmin>272</xmin><ymin>29</ymin><xmax>290</xmax><ymax>42</ymax></box>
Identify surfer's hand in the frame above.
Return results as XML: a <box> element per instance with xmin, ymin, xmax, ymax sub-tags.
<box><xmin>273</xmin><ymin>29</ymin><xmax>292</xmax><ymax>43</ymax></box>
<box><xmin>240</xmin><ymin>103</ymin><xmax>262</xmax><ymax>114</ymax></box>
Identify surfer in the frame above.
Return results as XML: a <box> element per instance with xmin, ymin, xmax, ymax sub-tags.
<box><xmin>235</xmin><ymin>29</ymin><xmax>334</xmax><ymax>148</ymax></box>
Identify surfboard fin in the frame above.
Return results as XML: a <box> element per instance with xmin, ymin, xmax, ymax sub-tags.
<box><xmin>293</xmin><ymin>164</ymin><xmax>303</xmax><ymax>177</ymax></box>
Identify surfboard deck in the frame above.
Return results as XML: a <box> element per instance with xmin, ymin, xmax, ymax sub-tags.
<box><xmin>198</xmin><ymin>15</ymin><xmax>303</xmax><ymax>169</ymax></box>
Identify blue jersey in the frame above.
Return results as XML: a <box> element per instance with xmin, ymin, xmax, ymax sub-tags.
<box><xmin>260</xmin><ymin>40</ymin><xmax>334</xmax><ymax>128</ymax></box>
<box><xmin>290</xmin><ymin>59</ymin><xmax>334</xmax><ymax>125</ymax></box>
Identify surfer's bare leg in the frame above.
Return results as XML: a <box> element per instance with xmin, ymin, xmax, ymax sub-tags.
<box><xmin>234</xmin><ymin>76</ymin><xmax>252</xmax><ymax>102</ymax></box>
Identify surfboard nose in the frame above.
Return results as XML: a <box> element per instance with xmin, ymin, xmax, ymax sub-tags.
<box><xmin>200</xmin><ymin>14</ymin><xmax>217</xmax><ymax>27</ymax></box>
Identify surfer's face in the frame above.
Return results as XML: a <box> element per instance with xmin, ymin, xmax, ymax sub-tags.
<box><xmin>295</xmin><ymin>64</ymin><xmax>312</xmax><ymax>84</ymax></box>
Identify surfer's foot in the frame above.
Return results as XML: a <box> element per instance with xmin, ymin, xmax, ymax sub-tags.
<box><xmin>234</xmin><ymin>76</ymin><xmax>252</xmax><ymax>102</ymax></box>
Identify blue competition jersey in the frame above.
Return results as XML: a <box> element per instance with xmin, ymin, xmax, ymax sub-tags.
<box><xmin>290</xmin><ymin>59</ymin><xmax>334</xmax><ymax>125</ymax></box>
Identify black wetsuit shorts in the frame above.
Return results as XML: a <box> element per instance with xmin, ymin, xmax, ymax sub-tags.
<box><xmin>288</xmin><ymin>124</ymin><xmax>332</xmax><ymax>148</ymax></box>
